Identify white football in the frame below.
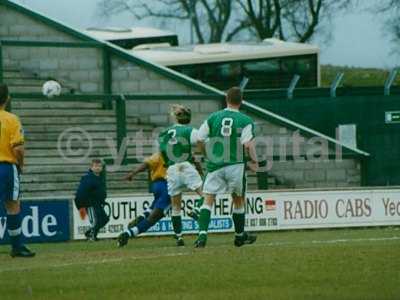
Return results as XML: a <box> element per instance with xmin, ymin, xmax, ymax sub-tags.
<box><xmin>42</xmin><ymin>80</ymin><xmax>62</xmax><ymax>98</ymax></box>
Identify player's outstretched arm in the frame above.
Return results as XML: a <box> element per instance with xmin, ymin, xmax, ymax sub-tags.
<box><xmin>124</xmin><ymin>162</ymin><xmax>148</xmax><ymax>181</ymax></box>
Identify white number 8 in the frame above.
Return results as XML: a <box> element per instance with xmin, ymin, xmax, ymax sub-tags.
<box><xmin>221</xmin><ymin>118</ymin><xmax>233</xmax><ymax>137</ymax></box>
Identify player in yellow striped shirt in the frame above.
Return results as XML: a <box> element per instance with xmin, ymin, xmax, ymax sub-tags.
<box><xmin>117</xmin><ymin>152</ymin><xmax>176</xmax><ymax>246</ymax></box>
<box><xmin>0</xmin><ymin>84</ymin><xmax>35</xmax><ymax>257</ymax></box>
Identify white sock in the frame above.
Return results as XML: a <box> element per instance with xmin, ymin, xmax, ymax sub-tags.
<box><xmin>127</xmin><ymin>227</ymin><xmax>139</xmax><ymax>237</ymax></box>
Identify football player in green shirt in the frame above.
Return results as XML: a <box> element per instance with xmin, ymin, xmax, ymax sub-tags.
<box><xmin>195</xmin><ymin>87</ymin><xmax>258</xmax><ymax>248</ymax></box>
<box><xmin>159</xmin><ymin>105</ymin><xmax>204</xmax><ymax>246</ymax></box>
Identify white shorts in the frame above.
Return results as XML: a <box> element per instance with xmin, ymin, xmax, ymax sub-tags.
<box><xmin>203</xmin><ymin>164</ymin><xmax>246</xmax><ymax>196</ymax></box>
<box><xmin>167</xmin><ymin>162</ymin><xmax>203</xmax><ymax>197</ymax></box>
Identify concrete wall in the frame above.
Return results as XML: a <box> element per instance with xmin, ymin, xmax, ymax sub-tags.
<box><xmin>3</xmin><ymin>46</ymin><xmax>104</xmax><ymax>93</ymax></box>
<box><xmin>252</xmin><ymin>116</ymin><xmax>361</xmax><ymax>188</ymax></box>
<box><xmin>125</xmin><ymin>99</ymin><xmax>222</xmax><ymax>126</ymax></box>
<box><xmin>111</xmin><ymin>56</ymin><xmax>202</xmax><ymax>95</ymax></box>
<box><xmin>0</xmin><ymin>5</ymin><xmax>77</xmax><ymax>42</ymax></box>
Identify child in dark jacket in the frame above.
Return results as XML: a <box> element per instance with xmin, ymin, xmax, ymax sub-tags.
<box><xmin>75</xmin><ymin>159</ymin><xmax>109</xmax><ymax>241</ymax></box>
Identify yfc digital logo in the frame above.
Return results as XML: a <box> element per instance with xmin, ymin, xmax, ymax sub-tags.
<box><xmin>0</xmin><ymin>200</ymin><xmax>70</xmax><ymax>244</ymax></box>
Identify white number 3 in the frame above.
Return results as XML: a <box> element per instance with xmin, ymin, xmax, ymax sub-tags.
<box><xmin>168</xmin><ymin>129</ymin><xmax>178</xmax><ymax>144</ymax></box>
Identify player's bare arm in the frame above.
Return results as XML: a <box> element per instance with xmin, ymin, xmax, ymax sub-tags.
<box><xmin>125</xmin><ymin>162</ymin><xmax>148</xmax><ymax>181</ymax></box>
<box><xmin>244</xmin><ymin>139</ymin><xmax>258</xmax><ymax>173</ymax></box>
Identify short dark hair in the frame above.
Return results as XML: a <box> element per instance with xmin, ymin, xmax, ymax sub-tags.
<box><xmin>0</xmin><ymin>84</ymin><xmax>9</xmax><ymax>105</ymax></box>
<box><xmin>226</xmin><ymin>87</ymin><xmax>242</xmax><ymax>105</ymax></box>
<box><xmin>171</xmin><ymin>104</ymin><xmax>191</xmax><ymax>124</ymax></box>
<box><xmin>91</xmin><ymin>159</ymin><xmax>103</xmax><ymax>165</ymax></box>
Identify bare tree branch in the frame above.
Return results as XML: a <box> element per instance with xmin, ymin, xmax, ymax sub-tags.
<box><xmin>97</xmin><ymin>0</ymin><xmax>356</xmax><ymax>44</ymax></box>
<box><xmin>372</xmin><ymin>0</ymin><xmax>400</xmax><ymax>55</ymax></box>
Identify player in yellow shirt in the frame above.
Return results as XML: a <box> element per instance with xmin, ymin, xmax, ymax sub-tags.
<box><xmin>0</xmin><ymin>84</ymin><xmax>35</xmax><ymax>257</ymax></box>
<box><xmin>118</xmin><ymin>152</ymin><xmax>182</xmax><ymax>247</ymax></box>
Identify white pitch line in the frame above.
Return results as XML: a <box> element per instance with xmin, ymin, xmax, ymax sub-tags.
<box><xmin>308</xmin><ymin>236</ymin><xmax>400</xmax><ymax>244</ymax></box>
<box><xmin>1</xmin><ymin>236</ymin><xmax>399</xmax><ymax>273</ymax></box>
<box><xmin>0</xmin><ymin>252</ymin><xmax>189</xmax><ymax>274</ymax></box>
<box><xmin>261</xmin><ymin>236</ymin><xmax>400</xmax><ymax>247</ymax></box>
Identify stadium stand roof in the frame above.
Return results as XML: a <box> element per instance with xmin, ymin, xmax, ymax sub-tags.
<box><xmin>132</xmin><ymin>39</ymin><xmax>319</xmax><ymax>66</ymax></box>
<box><xmin>84</xmin><ymin>27</ymin><xmax>177</xmax><ymax>41</ymax></box>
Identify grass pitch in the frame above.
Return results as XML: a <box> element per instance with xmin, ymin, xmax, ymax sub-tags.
<box><xmin>321</xmin><ymin>65</ymin><xmax>400</xmax><ymax>87</ymax></box>
<box><xmin>1</xmin><ymin>227</ymin><xmax>400</xmax><ymax>300</ymax></box>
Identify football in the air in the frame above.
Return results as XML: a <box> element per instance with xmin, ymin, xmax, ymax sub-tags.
<box><xmin>42</xmin><ymin>80</ymin><xmax>62</xmax><ymax>98</ymax></box>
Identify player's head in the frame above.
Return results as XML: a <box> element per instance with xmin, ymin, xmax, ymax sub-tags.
<box><xmin>0</xmin><ymin>84</ymin><xmax>10</xmax><ymax>107</ymax></box>
<box><xmin>90</xmin><ymin>159</ymin><xmax>103</xmax><ymax>175</ymax></box>
<box><xmin>226</xmin><ymin>87</ymin><xmax>242</xmax><ymax>108</ymax></box>
<box><xmin>171</xmin><ymin>104</ymin><xmax>191</xmax><ymax>124</ymax></box>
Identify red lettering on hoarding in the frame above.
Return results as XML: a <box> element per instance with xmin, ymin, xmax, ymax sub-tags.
<box><xmin>265</xmin><ymin>199</ymin><xmax>276</xmax><ymax>211</ymax></box>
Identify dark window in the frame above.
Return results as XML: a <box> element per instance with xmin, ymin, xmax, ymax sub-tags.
<box><xmin>174</xmin><ymin>65</ymin><xmax>200</xmax><ymax>78</ymax></box>
<box><xmin>170</xmin><ymin>54</ymin><xmax>318</xmax><ymax>90</ymax></box>
<box><xmin>111</xmin><ymin>35</ymin><xmax>179</xmax><ymax>49</ymax></box>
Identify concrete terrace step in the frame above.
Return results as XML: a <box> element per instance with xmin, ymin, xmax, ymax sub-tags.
<box><xmin>25</xmin><ymin>148</ymin><xmax>111</xmax><ymax>158</ymax></box>
<box><xmin>127</xmin><ymin>123</ymin><xmax>156</xmax><ymax>130</ymax></box>
<box><xmin>21</xmin><ymin>116</ymin><xmax>117</xmax><ymax>125</ymax></box>
<box><xmin>24</xmin><ymin>164</ymin><xmax>136</xmax><ymax>174</ymax></box>
<box><xmin>18</xmin><ymin>114</ymin><xmax>141</xmax><ymax>127</ymax></box>
<box><xmin>5</xmin><ymin>78</ymin><xmax>46</xmax><ymax>86</ymax></box>
<box><xmin>24</xmin><ymin>124</ymin><xmax>117</xmax><ymax>133</ymax></box>
<box><xmin>12</xmin><ymin>101</ymin><xmax>103</xmax><ymax>109</ymax></box>
<box><xmin>15</xmin><ymin>109</ymin><xmax>115</xmax><ymax>117</ymax></box>
<box><xmin>25</xmin><ymin>140</ymin><xmax>112</xmax><ymax>149</ymax></box>
<box><xmin>24</xmin><ymin>146</ymin><xmax>154</xmax><ymax>158</ymax></box>
<box><xmin>22</xmin><ymin>190</ymin><xmax>76</xmax><ymax>199</ymax></box>
<box><xmin>3</xmin><ymin>70</ymin><xmax>28</xmax><ymax>79</ymax></box>
<box><xmin>24</xmin><ymin>125</ymin><xmax>155</xmax><ymax>134</ymax></box>
<box><xmin>26</xmin><ymin>132</ymin><xmax>117</xmax><ymax>141</ymax></box>
<box><xmin>20</xmin><ymin>181</ymin><xmax>149</xmax><ymax>192</ymax></box>
<box><xmin>23</xmin><ymin>124</ymin><xmax>155</xmax><ymax>134</ymax></box>
<box><xmin>21</xmin><ymin>186</ymin><xmax>149</xmax><ymax>199</ymax></box>
<box><xmin>8</xmin><ymin>85</ymin><xmax>72</xmax><ymax>94</ymax></box>
<box><xmin>25</xmin><ymin>131</ymin><xmax>154</xmax><ymax>142</ymax></box>
<box><xmin>21</xmin><ymin>173</ymin><xmax>148</xmax><ymax>184</ymax></box>
<box><xmin>25</xmin><ymin>141</ymin><xmax>155</xmax><ymax>151</ymax></box>
<box><xmin>25</xmin><ymin>157</ymin><xmax>99</xmax><ymax>165</ymax></box>
<box><xmin>25</xmin><ymin>155</ymin><xmax>147</xmax><ymax>165</ymax></box>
